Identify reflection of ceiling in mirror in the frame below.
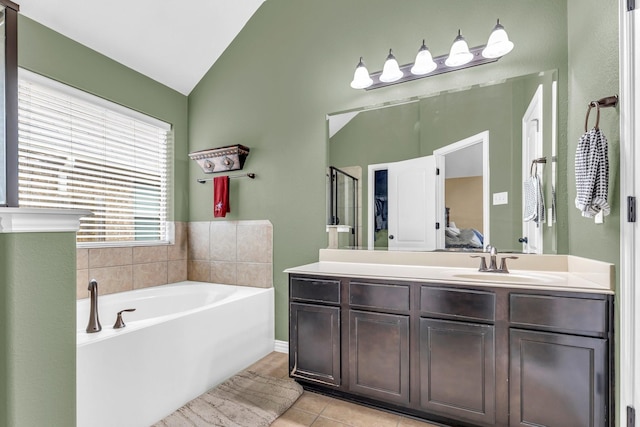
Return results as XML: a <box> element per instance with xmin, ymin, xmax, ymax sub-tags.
<box><xmin>329</xmin><ymin>111</ymin><xmax>359</xmax><ymax>138</ymax></box>
<box><xmin>445</xmin><ymin>143</ymin><xmax>483</xmax><ymax>178</ymax></box>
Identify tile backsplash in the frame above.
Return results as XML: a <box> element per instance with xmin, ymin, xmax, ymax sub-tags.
<box><xmin>76</xmin><ymin>220</ymin><xmax>273</xmax><ymax>299</ymax></box>
<box><xmin>188</xmin><ymin>220</ymin><xmax>273</xmax><ymax>289</ymax></box>
<box><xmin>77</xmin><ymin>222</ymin><xmax>188</xmax><ymax>298</ymax></box>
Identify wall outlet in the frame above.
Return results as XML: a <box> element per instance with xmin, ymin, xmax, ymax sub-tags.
<box><xmin>493</xmin><ymin>192</ymin><xmax>508</xmax><ymax>205</ymax></box>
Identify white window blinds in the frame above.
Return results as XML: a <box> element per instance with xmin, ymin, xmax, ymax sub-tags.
<box><xmin>18</xmin><ymin>70</ymin><xmax>171</xmax><ymax>245</ymax></box>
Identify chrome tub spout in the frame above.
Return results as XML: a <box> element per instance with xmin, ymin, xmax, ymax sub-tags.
<box><xmin>86</xmin><ymin>279</ymin><xmax>102</xmax><ymax>333</ymax></box>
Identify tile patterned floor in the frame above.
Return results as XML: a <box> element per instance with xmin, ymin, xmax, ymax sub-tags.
<box><xmin>247</xmin><ymin>352</ymin><xmax>442</xmax><ymax>427</ymax></box>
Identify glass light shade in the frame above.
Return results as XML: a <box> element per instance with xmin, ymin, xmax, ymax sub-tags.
<box><xmin>445</xmin><ymin>30</ymin><xmax>473</xmax><ymax>67</ymax></box>
<box><xmin>350</xmin><ymin>57</ymin><xmax>373</xmax><ymax>89</ymax></box>
<box><xmin>410</xmin><ymin>41</ymin><xmax>437</xmax><ymax>75</ymax></box>
<box><xmin>482</xmin><ymin>20</ymin><xmax>514</xmax><ymax>58</ymax></box>
<box><xmin>379</xmin><ymin>49</ymin><xmax>403</xmax><ymax>83</ymax></box>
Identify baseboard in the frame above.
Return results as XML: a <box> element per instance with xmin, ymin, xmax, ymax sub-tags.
<box><xmin>274</xmin><ymin>340</ymin><xmax>289</xmax><ymax>353</ymax></box>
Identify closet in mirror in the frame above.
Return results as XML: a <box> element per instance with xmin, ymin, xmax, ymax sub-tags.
<box><xmin>327</xmin><ymin>70</ymin><xmax>558</xmax><ymax>254</ymax></box>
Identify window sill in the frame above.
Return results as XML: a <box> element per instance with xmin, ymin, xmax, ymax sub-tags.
<box><xmin>76</xmin><ymin>240</ymin><xmax>173</xmax><ymax>249</ymax></box>
<box><xmin>0</xmin><ymin>208</ymin><xmax>93</xmax><ymax>233</ymax></box>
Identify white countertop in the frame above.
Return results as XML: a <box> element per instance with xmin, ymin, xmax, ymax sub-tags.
<box><xmin>285</xmin><ymin>257</ymin><xmax>614</xmax><ymax>295</ymax></box>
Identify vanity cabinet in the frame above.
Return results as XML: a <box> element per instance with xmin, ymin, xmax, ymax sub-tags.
<box><xmin>289</xmin><ymin>277</ymin><xmax>341</xmax><ymax>386</ymax></box>
<box><xmin>348</xmin><ymin>281</ymin><xmax>411</xmax><ymax>404</ymax></box>
<box><xmin>418</xmin><ymin>286</ymin><xmax>497</xmax><ymax>425</ymax></box>
<box><xmin>288</xmin><ymin>273</ymin><xmax>613</xmax><ymax>427</ymax></box>
<box><xmin>508</xmin><ymin>293</ymin><xmax>611</xmax><ymax>427</ymax></box>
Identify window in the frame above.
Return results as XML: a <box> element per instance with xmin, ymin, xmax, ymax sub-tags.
<box><xmin>17</xmin><ymin>69</ymin><xmax>172</xmax><ymax>246</ymax></box>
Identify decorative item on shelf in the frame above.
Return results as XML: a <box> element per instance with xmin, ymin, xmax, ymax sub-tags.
<box><xmin>189</xmin><ymin>144</ymin><xmax>250</xmax><ymax>174</ymax></box>
<box><xmin>350</xmin><ymin>19</ymin><xmax>515</xmax><ymax>91</ymax></box>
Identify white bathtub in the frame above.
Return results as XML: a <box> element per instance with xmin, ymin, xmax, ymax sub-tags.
<box><xmin>76</xmin><ymin>281</ymin><xmax>275</xmax><ymax>427</ymax></box>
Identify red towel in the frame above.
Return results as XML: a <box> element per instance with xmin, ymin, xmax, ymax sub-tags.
<box><xmin>213</xmin><ymin>176</ymin><xmax>230</xmax><ymax>218</ymax></box>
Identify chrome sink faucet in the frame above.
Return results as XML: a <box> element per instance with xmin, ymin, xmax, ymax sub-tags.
<box><xmin>471</xmin><ymin>246</ymin><xmax>518</xmax><ymax>273</ymax></box>
<box><xmin>86</xmin><ymin>279</ymin><xmax>102</xmax><ymax>333</ymax></box>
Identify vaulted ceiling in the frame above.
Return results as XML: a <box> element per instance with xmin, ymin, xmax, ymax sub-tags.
<box><xmin>17</xmin><ymin>0</ymin><xmax>266</xmax><ymax>95</ymax></box>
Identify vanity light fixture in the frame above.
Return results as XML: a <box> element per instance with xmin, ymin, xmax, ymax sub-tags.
<box><xmin>379</xmin><ymin>49</ymin><xmax>404</xmax><ymax>83</ymax></box>
<box><xmin>482</xmin><ymin>19</ymin><xmax>514</xmax><ymax>58</ymax></box>
<box><xmin>350</xmin><ymin>19</ymin><xmax>515</xmax><ymax>90</ymax></box>
<box><xmin>410</xmin><ymin>40</ymin><xmax>437</xmax><ymax>75</ymax></box>
<box><xmin>444</xmin><ymin>30</ymin><xmax>474</xmax><ymax>67</ymax></box>
<box><xmin>350</xmin><ymin>57</ymin><xmax>374</xmax><ymax>89</ymax></box>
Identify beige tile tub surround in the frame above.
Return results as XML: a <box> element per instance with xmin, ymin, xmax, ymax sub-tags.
<box><xmin>76</xmin><ymin>222</ymin><xmax>188</xmax><ymax>298</ymax></box>
<box><xmin>188</xmin><ymin>220</ymin><xmax>273</xmax><ymax>288</ymax></box>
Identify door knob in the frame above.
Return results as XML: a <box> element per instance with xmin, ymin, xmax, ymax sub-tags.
<box><xmin>518</xmin><ymin>237</ymin><xmax>528</xmax><ymax>244</ymax></box>
<box><xmin>389</xmin><ymin>235</ymin><xmax>394</xmax><ymax>239</ymax></box>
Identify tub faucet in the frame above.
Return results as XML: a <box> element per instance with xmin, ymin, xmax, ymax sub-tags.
<box><xmin>113</xmin><ymin>308</ymin><xmax>136</xmax><ymax>329</ymax></box>
<box><xmin>86</xmin><ymin>279</ymin><xmax>102</xmax><ymax>333</ymax></box>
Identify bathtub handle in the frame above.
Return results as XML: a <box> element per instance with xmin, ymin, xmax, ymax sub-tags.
<box><xmin>113</xmin><ymin>308</ymin><xmax>136</xmax><ymax>329</ymax></box>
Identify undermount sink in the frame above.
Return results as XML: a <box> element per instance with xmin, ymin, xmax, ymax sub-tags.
<box><xmin>451</xmin><ymin>271</ymin><xmax>562</xmax><ymax>285</ymax></box>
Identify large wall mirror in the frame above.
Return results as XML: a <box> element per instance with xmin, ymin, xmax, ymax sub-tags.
<box><xmin>327</xmin><ymin>70</ymin><xmax>557</xmax><ymax>254</ymax></box>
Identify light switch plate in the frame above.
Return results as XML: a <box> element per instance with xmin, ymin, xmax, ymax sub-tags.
<box><xmin>493</xmin><ymin>192</ymin><xmax>508</xmax><ymax>205</ymax></box>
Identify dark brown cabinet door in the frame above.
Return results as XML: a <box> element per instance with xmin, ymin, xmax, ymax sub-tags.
<box><xmin>289</xmin><ymin>302</ymin><xmax>341</xmax><ymax>386</ymax></box>
<box><xmin>419</xmin><ymin>318</ymin><xmax>496</xmax><ymax>425</ymax></box>
<box><xmin>349</xmin><ymin>310</ymin><xmax>410</xmax><ymax>405</ymax></box>
<box><xmin>509</xmin><ymin>329</ymin><xmax>608</xmax><ymax>427</ymax></box>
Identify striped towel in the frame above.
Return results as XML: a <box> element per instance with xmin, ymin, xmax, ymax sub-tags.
<box><xmin>575</xmin><ymin>128</ymin><xmax>610</xmax><ymax>218</ymax></box>
<box><xmin>523</xmin><ymin>175</ymin><xmax>545</xmax><ymax>227</ymax></box>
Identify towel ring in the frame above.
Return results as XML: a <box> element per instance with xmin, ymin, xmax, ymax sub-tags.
<box><xmin>529</xmin><ymin>157</ymin><xmax>546</xmax><ymax>177</ymax></box>
<box><xmin>585</xmin><ymin>102</ymin><xmax>601</xmax><ymax>132</ymax></box>
<box><xmin>584</xmin><ymin>95</ymin><xmax>618</xmax><ymax>132</ymax></box>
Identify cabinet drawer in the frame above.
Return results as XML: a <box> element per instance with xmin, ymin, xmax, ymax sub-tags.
<box><xmin>290</xmin><ymin>277</ymin><xmax>340</xmax><ymax>304</ymax></box>
<box><xmin>510</xmin><ymin>293</ymin><xmax>608</xmax><ymax>335</ymax></box>
<box><xmin>420</xmin><ymin>286</ymin><xmax>495</xmax><ymax>322</ymax></box>
<box><xmin>349</xmin><ymin>281</ymin><xmax>410</xmax><ymax>312</ymax></box>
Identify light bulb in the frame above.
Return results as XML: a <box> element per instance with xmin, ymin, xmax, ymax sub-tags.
<box><xmin>350</xmin><ymin>57</ymin><xmax>373</xmax><ymax>89</ymax></box>
<box><xmin>379</xmin><ymin>49</ymin><xmax>403</xmax><ymax>83</ymax></box>
<box><xmin>445</xmin><ymin>30</ymin><xmax>473</xmax><ymax>67</ymax></box>
<box><xmin>410</xmin><ymin>40</ymin><xmax>437</xmax><ymax>75</ymax></box>
<box><xmin>482</xmin><ymin>19</ymin><xmax>514</xmax><ymax>58</ymax></box>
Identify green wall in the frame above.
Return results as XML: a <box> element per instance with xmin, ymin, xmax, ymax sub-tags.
<box><xmin>566</xmin><ymin>0</ymin><xmax>620</xmax><ymax>266</ymax></box>
<box><xmin>567</xmin><ymin>0</ymin><xmax>621</xmax><ymax>412</ymax></box>
<box><xmin>0</xmin><ymin>232</ymin><xmax>77</xmax><ymax>427</ymax></box>
<box><xmin>188</xmin><ymin>0</ymin><xmax>572</xmax><ymax>341</ymax></box>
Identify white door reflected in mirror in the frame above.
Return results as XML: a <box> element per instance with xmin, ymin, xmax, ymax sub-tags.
<box><xmin>368</xmin><ymin>156</ymin><xmax>436</xmax><ymax>251</ymax></box>
<box><xmin>522</xmin><ymin>85</ymin><xmax>544</xmax><ymax>254</ymax></box>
